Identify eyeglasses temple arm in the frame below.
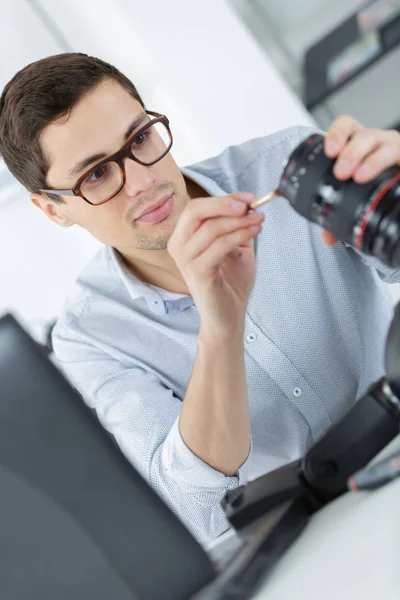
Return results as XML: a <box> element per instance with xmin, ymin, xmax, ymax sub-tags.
<box><xmin>38</xmin><ymin>189</ymin><xmax>76</xmax><ymax>196</ymax></box>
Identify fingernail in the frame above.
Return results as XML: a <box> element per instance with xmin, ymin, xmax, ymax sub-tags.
<box><xmin>355</xmin><ymin>165</ymin><xmax>370</xmax><ymax>181</ymax></box>
<box><xmin>334</xmin><ymin>160</ymin><xmax>351</xmax><ymax>177</ymax></box>
<box><xmin>237</xmin><ymin>192</ymin><xmax>256</xmax><ymax>201</ymax></box>
<box><xmin>230</xmin><ymin>199</ymin><xmax>246</xmax><ymax>212</ymax></box>
<box><xmin>326</xmin><ymin>138</ymin><xmax>340</xmax><ymax>155</ymax></box>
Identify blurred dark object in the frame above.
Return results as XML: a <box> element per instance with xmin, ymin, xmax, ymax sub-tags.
<box><xmin>303</xmin><ymin>1</ymin><xmax>400</xmax><ymax>133</ymax></box>
<box><xmin>304</xmin><ymin>2</ymin><xmax>400</xmax><ymax>111</ymax></box>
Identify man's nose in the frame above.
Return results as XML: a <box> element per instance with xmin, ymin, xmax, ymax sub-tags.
<box><xmin>123</xmin><ymin>157</ymin><xmax>156</xmax><ymax>196</ymax></box>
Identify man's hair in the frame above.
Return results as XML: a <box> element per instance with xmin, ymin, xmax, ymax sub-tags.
<box><xmin>0</xmin><ymin>53</ymin><xmax>145</xmax><ymax>202</ymax></box>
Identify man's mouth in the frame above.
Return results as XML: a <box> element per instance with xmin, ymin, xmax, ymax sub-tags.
<box><xmin>135</xmin><ymin>193</ymin><xmax>174</xmax><ymax>224</ymax></box>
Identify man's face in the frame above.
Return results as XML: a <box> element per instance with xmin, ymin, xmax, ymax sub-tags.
<box><xmin>38</xmin><ymin>79</ymin><xmax>189</xmax><ymax>251</ymax></box>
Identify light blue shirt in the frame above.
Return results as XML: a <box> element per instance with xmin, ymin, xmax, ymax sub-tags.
<box><xmin>52</xmin><ymin>126</ymin><xmax>400</xmax><ymax>545</ymax></box>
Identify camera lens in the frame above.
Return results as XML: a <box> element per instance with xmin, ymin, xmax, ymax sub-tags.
<box><xmin>279</xmin><ymin>134</ymin><xmax>400</xmax><ymax>268</ymax></box>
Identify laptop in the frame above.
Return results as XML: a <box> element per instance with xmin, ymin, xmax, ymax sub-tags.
<box><xmin>0</xmin><ymin>313</ymin><xmax>216</xmax><ymax>600</ymax></box>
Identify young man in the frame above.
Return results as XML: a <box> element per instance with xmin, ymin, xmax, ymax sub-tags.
<box><xmin>1</xmin><ymin>53</ymin><xmax>400</xmax><ymax>545</ymax></box>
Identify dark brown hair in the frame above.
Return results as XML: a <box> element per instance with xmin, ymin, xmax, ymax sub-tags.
<box><xmin>0</xmin><ymin>53</ymin><xmax>145</xmax><ymax>202</ymax></box>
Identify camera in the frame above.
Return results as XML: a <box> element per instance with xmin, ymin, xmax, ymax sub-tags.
<box><xmin>279</xmin><ymin>133</ymin><xmax>400</xmax><ymax>268</ymax></box>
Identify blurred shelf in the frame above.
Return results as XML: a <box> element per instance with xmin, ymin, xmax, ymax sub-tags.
<box><xmin>304</xmin><ymin>3</ymin><xmax>400</xmax><ymax>110</ymax></box>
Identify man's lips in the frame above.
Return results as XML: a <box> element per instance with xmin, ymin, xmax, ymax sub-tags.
<box><xmin>135</xmin><ymin>193</ymin><xmax>174</xmax><ymax>223</ymax></box>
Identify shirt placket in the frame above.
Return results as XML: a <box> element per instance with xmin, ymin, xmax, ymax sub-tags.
<box><xmin>244</xmin><ymin>312</ymin><xmax>333</xmax><ymax>440</ymax></box>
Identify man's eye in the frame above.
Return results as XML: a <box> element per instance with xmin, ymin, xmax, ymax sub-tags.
<box><xmin>86</xmin><ymin>165</ymin><xmax>107</xmax><ymax>183</ymax></box>
<box><xmin>133</xmin><ymin>131</ymin><xmax>149</xmax><ymax>146</ymax></box>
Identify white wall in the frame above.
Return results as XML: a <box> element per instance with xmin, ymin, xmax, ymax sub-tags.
<box><xmin>38</xmin><ymin>0</ymin><xmax>314</xmax><ymax>163</ymax></box>
<box><xmin>0</xmin><ymin>1</ymin><xmax>101</xmax><ymax>335</ymax></box>
<box><xmin>0</xmin><ymin>0</ymin><xmax>314</xmax><ymax>334</ymax></box>
<box><xmin>252</xmin><ymin>0</ymin><xmax>364</xmax><ymax>60</ymax></box>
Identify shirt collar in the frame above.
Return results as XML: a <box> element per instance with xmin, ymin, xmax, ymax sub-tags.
<box><xmin>107</xmin><ymin>246</ymin><xmax>165</xmax><ymax>314</ymax></box>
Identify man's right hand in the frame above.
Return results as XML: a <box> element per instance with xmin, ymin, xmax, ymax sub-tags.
<box><xmin>167</xmin><ymin>192</ymin><xmax>264</xmax><ymax>339</ymax></box>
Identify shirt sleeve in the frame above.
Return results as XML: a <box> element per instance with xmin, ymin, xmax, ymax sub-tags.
<box><xmin>52</xmin><ymin>327</ymin><xmax>252</xmax><ymax>545</ymax></box>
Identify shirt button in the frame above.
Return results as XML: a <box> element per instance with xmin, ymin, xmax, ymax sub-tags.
<box><xmin>246</xmin><ymin>333</ymin><xmax>257</xmax><ymax>343</ymax></box>
<box><xmin>293</xmin><ymin>387</ymin><xmax>302</xmax><ymax>397</ymax></box>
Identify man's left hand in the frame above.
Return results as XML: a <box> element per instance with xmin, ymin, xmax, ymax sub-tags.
<box><xmin>321</xmin><ymin>115</ymin><xmax>400</xmax><ymax>245</ymax></box>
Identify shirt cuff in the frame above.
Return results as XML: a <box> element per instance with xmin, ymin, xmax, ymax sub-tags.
<box><xmin>161</xmin><ymin>416</ymin><xmax>252</xmax><ymax>492</ymax></box>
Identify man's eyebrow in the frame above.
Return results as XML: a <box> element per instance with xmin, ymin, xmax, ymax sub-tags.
<box><xmin>67</xmin><ymin>112</ymin><xmax>149</xmax><ymax>179</ymax></box>
<box><xmin>123</xmin><ymin>112</ymin><xmax>149</xmax><ymax>140</ymax></box>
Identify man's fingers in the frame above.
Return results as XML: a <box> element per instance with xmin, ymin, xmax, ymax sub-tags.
<box><xmin>333</xmin><ymin>130</ymin><xmax>380</xmax><ymax>180</ymax></box>
<box><xmin>325</xmin><ymin>115</ymin><xmax>364</xmax><ymax>157</ymax></box>
<box><xmin>183</xmin><ymin>212</ymin><xmax>264</xmax><ymax>262</ymax></box>
<box><xmin>192</xmin><ymin>225</ymin><xmax>262</xmax><ymax>272</ymax></box>
<box><xmin>230</xmin><ymin>191</ymin><xmax>256</xmax><ymax>203</ymax></box>
<box><xmin>353</xmin><ymin>142</ymin><xmax>400</xmax><ymax>183</ymax></box>
<box><xmin>171</xmin><ymin>192</ymin><xmax>255</xmax><ymax>247</ymax></box>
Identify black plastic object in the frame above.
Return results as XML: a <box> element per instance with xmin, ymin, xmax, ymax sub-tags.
<box><xmin>223</xmin><ymin>460</ymin><xmax>302</xmax><ymax>530</ymax></box>
<box><xmin>223</xmin><ymin>376</ymin><xmax>399</xmax><ymax>530</ymax></box>
<box><xmin>0</xmin><ymin>314</ymin><xmax>215</xmax><ymax>600</ymax></box>
<box><xmin>385</xmin><ymin>301</ymin><xmax>400</xmax><ymax>399</ymax></box>
<box><xmin>300</xmin><ymin>378</ymin><xmax>400</xmax><ymax>502</ymax></box>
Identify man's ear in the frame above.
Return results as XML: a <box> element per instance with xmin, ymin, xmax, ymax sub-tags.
<box><xmin>30</xmin><ymin>193</ymin><xmax>75</xmax><ymax>227</ymax></box>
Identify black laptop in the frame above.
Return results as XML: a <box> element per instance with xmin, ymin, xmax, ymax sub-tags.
<box><xmin>0</xmin><ymin>313</ymin><xmax>216</xmax><ymax>600</ymax></box>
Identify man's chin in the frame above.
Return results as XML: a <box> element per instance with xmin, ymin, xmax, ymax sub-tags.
<box><xmin>130</xmin><ymin>232</ymin><xmax>170</xmax><ymax>251</ymax></box>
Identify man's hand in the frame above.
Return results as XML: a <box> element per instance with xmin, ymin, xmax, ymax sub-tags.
<box><xmin>322</xmin><ymin>115</ymin><xmax>400</xmax><ymax>246</ymax></box>
<box><xmin>167</xmin><ymin>192</ymin><xmax>264</xmax><ymax>339</ymax></box>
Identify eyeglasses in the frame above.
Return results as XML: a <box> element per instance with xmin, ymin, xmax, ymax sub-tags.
<box><xmin>39</xmin><ymin>111</ymin><xmax>173</xmax><ymax>206</ymax></box>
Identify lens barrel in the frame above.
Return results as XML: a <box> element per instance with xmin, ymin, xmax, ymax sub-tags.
<box><xmin>279</xmin><ymin>134</ymin><xmax>400</xmax><ymax>268</ymax></box>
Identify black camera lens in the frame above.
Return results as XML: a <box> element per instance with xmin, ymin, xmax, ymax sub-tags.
<box><xmin>279</xmin><ymin>134</ymin><xmax>400</xmax><ymax>268</ymax></box>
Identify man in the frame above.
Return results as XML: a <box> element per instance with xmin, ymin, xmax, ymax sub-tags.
<box><xmin>1</xmin><ymin>53</ymin><xmax>400</xmax><ymax>545</ymax></box>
